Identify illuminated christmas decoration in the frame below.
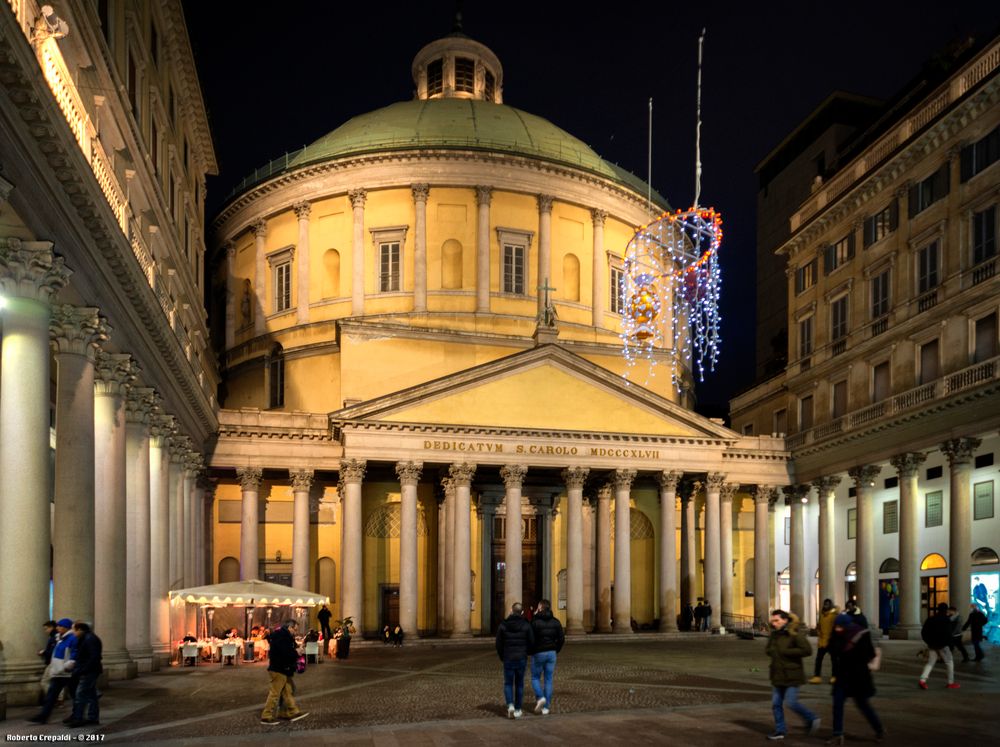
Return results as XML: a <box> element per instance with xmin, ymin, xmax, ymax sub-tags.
<box><xmin>620</xmin><ymin>207</ymin><xmax>722</xmax><ymax>391</ymax></box>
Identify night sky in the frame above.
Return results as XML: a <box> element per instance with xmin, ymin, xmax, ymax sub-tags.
<box><xmin>182</xmin><ymin>2</ymin><xmax>999</xmax><ymax>415</ymax></box>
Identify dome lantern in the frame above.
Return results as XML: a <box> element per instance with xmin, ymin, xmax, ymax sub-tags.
<box><xmin>411</xmin><ymin>24</ymin><xmax>503</xmax><ymax>103</ymax></box>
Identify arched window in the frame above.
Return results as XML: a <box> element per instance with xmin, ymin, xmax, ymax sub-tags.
<box><xmin>845</xmin><ymin>561</ymin><xmax>857</xmax><ymax>580</ymax></box>
<box><xmin>778</xmin><ymin>567</ymin><xmax>790</xmax><ymax>584</ymax></box>
<box><xmin>267</xmin><ymin>344</ymin><xmax>284</xmax><ymax>409</ymax></box>
<box><xmin>441</xmin><ymin>239</ymin><xmax>463</xmax><ymax>289</ymax></box>
<box><xmin>562</xmin><ymin>253</ymin><xmax>580</xmax><ymax>302</ymax></box>
<box><xmin>920</xmin><ymin>553</ymin><xmax>948</xmax><ymax>571</ymax></box>
<box><xmin>879</xmin><ymin>557</ymin><xmax>900</xmax><ymax>574</ymax></box>
<box><xmin>315</xmin><ymin>556</ymin><xmax>336</xmax><ymax>600</ymax></box>
<box><xmin>972</xmin><ymin>547</ymin><xmax>999</xmax><ymax>566</ymax></box>
<box><xmin>323</xmin><ymin>249</ymin><xmax>341</xmax><ymax>298</ymax></box>
<box><xmin>218</xmin><ymin>556</ymin><xmax>239</xmax><ymax>583</ymax></box>
<box><xmin>364</xmin><ymin>503</ymin><xmax>428</xmax><ymax>538</ymax></box>
<box><xmin>609</xmin><ymin>509</ymin><xmax>655</xmax><ymax>539</ymax></box>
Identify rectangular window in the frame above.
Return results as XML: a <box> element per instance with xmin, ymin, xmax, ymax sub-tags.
<box><xmin>795</xmin><ymin>259</ymin><xmax>817</xmax><ymax>294</ymax></box>
<box><xmin>454</xmin><ymin>57</ymin><xmax>475</xmax><ymax>93</ymax></box>
<box><xmin>871</xmin><ymin>269</ymin><xmax>890</xmax><ymax>319</ymax></box>
<box><xmin>742</xmin><ymin>423</ymin><xmax>754</xmax><ymax>436</ymax></box>
<box><xmin>873</xmin><ymin>361</ymin><xmax>890</xmax><ymax>402</ymax></box>
<box><xmin>773</xmin><ymin>408</ymin><xmax>787</xmax><ymax>435</ymax></box>
<box><xmin>975</xmin><ymin>312</ymin><xmax>997</xmax><ymax>363</ymax></box>
<box><xmin>908</xmin><ymin>164</ymin><xmax>950</xmax><ymax>217</ymax></box>
<box><xmin>427</xmin><ymin>59</ymin><xmax>443</xmax><ymax>96</ymax></box>
<box><xmin>960</xmin><ymin>125</ymin><xmax>1000</xmax><ymax>182</ymax></box>
<box><xmin>919</xmin><ymin>339</ymin><xmax>939</xmax><ymax>384</ymax></box>
<box><xmin>610</xmin><ymin>264</ymin><xmax>624</xmax><ymax>314</ymax></box>
<box><xmin>832</xmin><ymin>379</ymin><xmax>847</xmax><ymax>419</ymax></box>
<box><xmin>847</xmin><ymin>507</ymin><xmax>857</xmax><ymax>539</ymax></box>
<box><xmin>379</xmin><ymin>242</ymin><xmax>401</xmax><ymax>292</ymax></box>
<box><xmin>824</xmin><ymin>234</ymin><xmax>855</xmax><ymax>274</ymax></box>
<box><xmin>273</xmin><ymin>262</ymin><xmax>291</xmax><ymax>312</ymax></box>
<box><xmin>799</xmin><ymin>394</ymin><xmax>814</xmax><ymax>431</ymax></box>
<box><xmin>972</xmin><ymin>206</ymin><xmax>997</xmax><ymax>265</ymax></box>
<box><xmin>503</xmin><ymin>244</ymin><xmax>525</xmax><ymax>294</ymax></box>
<box><xmin>974</xmin><ymin>481</ymin><xmax>994</xmax><ymax>520</ymax></box>
<box><xmin>798</xmin><ymin>316</ymin><xmax>813</xmax><ymax>358</ymax></box>
<box><xmin>831</xmin><ymin>295</ymin><xmax>849</xmax><ymax>341</ymax></box>
<box><xmin>917</xmin><ymin>240</ymin><xmax>939</xmax><ymax>293</ymax></box>
<box><xmin>925</xmin><ymin>491</ymin><xmax>943</xmax><ymax>527</ymax></box>
<box><xmin>863</xmin><ymin>203</ymin><xmax>898</xmax><ymax>247</ymax></box>
<box><xmin>484</xmin><ymin>70</ymin><xmax>495</xmax><ymax>100</ymax></box>
<box><xmin>883</xmin><ymin>500</ymin><xmax>898</xmax><ymax>534</ymax></box>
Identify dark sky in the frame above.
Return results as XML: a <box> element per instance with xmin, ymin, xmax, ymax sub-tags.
<box><xmin>182</xmin><ymin>2</ymin><xmax>999</xmax><ymax>415</ymax></box>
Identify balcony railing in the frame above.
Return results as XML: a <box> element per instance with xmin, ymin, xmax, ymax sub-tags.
<box><xmin>972</xmin><ymin>258</ymin><xmax>996</xmax><ymax>286</ymax></box>
<box><xmin>870</xmin><ymin>317</ymin><xmax>888</xmax><ymax>337</ymax></box>
<box><xmin>788</xmin><ymin>354</ymin><xmax>1000</xmax><ymax>450</ymax></box>
<box><xmin>916</xmin><ymin>289</ymin><xmax>938</xmax><ymax>312</ymax></box>
<box><xmin>831</xmin><ymin>339</ymin><xmax>847</xmax><ymax>356</ymax></box>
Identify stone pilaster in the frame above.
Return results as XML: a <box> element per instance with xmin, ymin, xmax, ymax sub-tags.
<box><xmin>412</xmin><ymin>185</ymin><xmax>429</xmax><ymax>312</ymax></box>
<box><xmin>536</xmin><ymin>194</ymin><xmax>554</xmax><ymax>317</ymax></box>
<box><xmin>251</xmin><ymin>220</ymin><xmax>267</xmax><ymax>335</ymax></box>
<box><xmin>591</xmin><ymin>208</ymin><xmax>607</xmax><ymax>326</ymax></box>
<box><xmin>475</xmin><ymin>186</ymin><xmax>492</xmax><ymax>312</ymax></box>
<box><xmin>349</xmin><ymin>189</ymin><xmax>367</xmax><ymax>316</ymax></box>
<box><xmin>293</xmin><ymin>202</ymin><xmax>311</xmax><ymax>324</ymax></box>
<box><xmin>223</xmin><ymin>242</ymin><xmax>236</xmax><ymax>348</ymax></box>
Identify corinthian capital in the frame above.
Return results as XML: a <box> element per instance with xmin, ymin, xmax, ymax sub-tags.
<box><xmin>395</xmin><ymin>461</ymin><xmax>423</xmax><ymax>486</ymax></box>
<box><xmin>475</xmin><ymin>185</ymin><xmax>492</xmax><ymax>206</ymax></box>
<box><xmin>124</xmin><ymin>387</ymin><xmax>157</xmax><ymax>425</ymax></box>
<box><xmin>720</xmin><ymin>482</ymin><xmax>739</xmax><ymax>503</ymax></box>
<box><xmin>783</xmin><ymin>484</ymin><xmax>811</xmax><ymax>505</ymax></box>
<box><xmin>411</xmin><ymin>184</ymin><xmax>430</xmax><ymax>203</ymax></box>
<box><xmin>536</xmin><ymin>194</ymin><xmax>554</xmax><ymax>213</ymax></box>
<box><xmin>449</xmin><ymin>462</ymin><xmax>477</xmax><ymax>487</ymax></box>
<box><xmin>848</xmin><ymin>465</ymin><xmax>881</xmax><ymax>489</ymax></box>
<box><xmin>591</xmin><ymin>208</ymin><xmax>607</xmax><ymax>227</ymax></box>
<box><xmin>500</xmin><ymin>464</ymin><xmax>528</xmax><ymax>489</ymax></box>
<box><xmin>0</xmin><ymin>238</ymin><xmax>71</xmax><ymax>302</ymax></box>
<box><xmin>251</xmin><ymin>220</ymin><xmax>267</xmax><ymax>239</ymax></box>
<box><xmin>290</xmin><ymin>469</ymin><xmax>314</xmax><ymax>492</ymax></box>
<box><xmin>292</xmin><ymin>202</ymin><xmax>312</xmax><ymax>220</ymax></box>
<box><xmin>49</xmin><ymin>305</ymin><xmax>109</xmax><ymax>358</ymax></box>
<box><xmin>237</xmin><ymin>466</ymin><xmax>263</xmax><ymax>490</ymax></box>
<box><xmin>612</xmin><ymin>468</ymin><xmax>637</xmax><ymax>490</ymax></box>
<box><xmin>753</xmin><ymin>485</ymin><xmax>777</xmax><ymax>506</ymax></box>
<box><xmin>657</xmin><ymin>470</ymin><xmax>681</xmax><ymax>492</ymax></box>
<box><xmin>811</xmin><ymin>475</ymin><xmax>841</xmax><ymax>495</ymax></box>
<box><xmin>706</xmin><ymin>472</ymin><xmax>727</xmax><ymax>491</ymax></box>
<box><xmin>94</xmin><ymin>351</ymin><xmax>137</xmax><ymax>396</ymax></box>
<box><xmin>348</xmin><ymin>189</ymin><xmax>367</xmax><ymax>209</ymax></box>
<box><xmin>890</xmin><ymin>452</ymin><xmax>927</xmax><ymax>478</ymax></box>
<box><xmin>561</xmin><ymin>466</ymin><xmax>589</xmax><ymax>490</ymax></box>
<box><xmin>339</xmin><ymin>458</ymin><xmax>367</xmax><ymax>484</ymax></box>
<box><xmin>940</xmin><ymin>438</ymin><xmax>981</xmax><ymax>467</ymax></box>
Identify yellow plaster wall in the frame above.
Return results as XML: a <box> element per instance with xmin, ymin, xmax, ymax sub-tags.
<box><xmin>427</xmin><ymin>188</ymin><xmax>476</xmax><ymax>290</ymax></box>
<box><xmin>364</xmin><ymin>188</ymin><xmax>415</xmax><ymax>295</ymax></box>
<box><xmin>490</xmin><ymin>191</ymin><xmax>539</xmax><ymax>294</ymax></box>
<box><xmin>224</xmin><ymin>363</ymin><xmax>266</xmax><ymax>410</ymax></box>
<box><xmin>283</xmin><ymin>353</ymin><xmax>342</xmax><ymax>412</ymax></box>
<box><xmin>311</xmin><ymin>197</ymin><xmax>351</xmax><ymax>303</ymax></box>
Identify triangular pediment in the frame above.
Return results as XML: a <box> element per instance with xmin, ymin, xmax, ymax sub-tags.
<box><xmin>332</xmin><ymin>345</ymin><xmax>736</xmax><ymax>440</ymax></box>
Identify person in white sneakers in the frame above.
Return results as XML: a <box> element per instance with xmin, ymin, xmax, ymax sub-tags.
<box><xmin>919</xmin><ymin>603</ymin><xmax>960</xmax><ymax>690</ymax></box>
<box><xmin>495</xmin><ymin>602</ymin><xmax>534</xmax><ymax>719</ymax></box>
<box><xmin>530</xmin><ymin>599</ymin><xmax>565</xmax><ymax>715</ymax></box>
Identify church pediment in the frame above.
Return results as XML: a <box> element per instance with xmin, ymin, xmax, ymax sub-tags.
<box><xmin>332</xmin><ymin>344</ymin><xmax>736</xmax><ymax>440</ymax></box>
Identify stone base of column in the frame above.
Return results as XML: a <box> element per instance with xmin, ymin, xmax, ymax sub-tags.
<box><xmin>565</xmin><ymin>623</ymin><xmax>586</xmax><ymax>635</ymax></box>
<box><xmin>448</xmin><ymin>630</ymin><xmax>473</xmax><ymax>639</ymax></box>
<box><xmin>596</xmin><ymin>623</ymin><xmax>612</xmax><ymax>633</ymax></box>
<box><xmin>611</xmin><ymin>621</ymin><xmax>632</xmax><ymax>634</ymax></box>
<box><xmin>888</xmin><ymin>625</ymin><xmax>921</xmax><ymax>640</ymax></box>
<box><xmin>128</xmin><ymin>647</ymin><xmax>155</xmax><ymax>673</ymax></box>
<box><xmin>0</xmin><ymin>662</ymin><xmax>46</xmax><ymax>706</ymax></box>
<box><xmin>152</xmin><ymin>644</ymin><xmax>172</xmax><ymax>671</ymax></box>
<box><xmin>103</xmin><ymin>650</ymin><xmax>138</xmax><ymax>680</ymax></box>
<box><xmin>659</xmin><ymin>619</ymin><xmax>677</xmax><ymax>632</ymax></box>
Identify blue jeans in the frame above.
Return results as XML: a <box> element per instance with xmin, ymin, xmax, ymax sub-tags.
<box><xmin>71</xmin><ymin>673</ymin><xmax>100</xmax><ymax>722</ymax></box>
<box><xmin>831</xmin><ymin>686</ymin><xmax>882</xmax><ymax>736</ymax></box>
<box><xmin>771</xmin><ymin>685</ymin><xmax>816</xmax><ymax>734</ymax></box>
<box><xmin>503</xmin><ymin>659</ymin><xmax>527</xmax><ymax>709</ymax></box>
<box><xmin>531</xmin><ymin>650</ymin><xmax>557</xmax><ymax>706</ymax></box>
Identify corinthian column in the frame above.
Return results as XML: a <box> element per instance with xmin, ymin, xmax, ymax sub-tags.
<box><xmin>349</xmin><ymin>189</ymin><xmax>367</xmax><ymax>316</ymax></box>
<box><xmin>891</xmin><ymin>453</ymin><xmax>926</xmax><ymax>637</ymax></box>
<box><xmin>293</xmin><ymin>202</ymin><xmax>311</xmax><ymax>324</ymax></box>
<box><xmin>849</xmin><ymin>465</ymin><xmax>881</xmax><ymax>627</ymax></box>
<box><xmin>812</xmin><ymin>476</ymin><xmax>841</xmax><ymax>609</ymax></box>
<box><xmin>396</xmin><ymin>461</ymin><xmax>423</xmax><ymax>637</ymax></box>
<box><xmin>0</xmin><ymin>239</ymin><xmax>70</xmax><ymax>704</ymax></box>
<box><xmin>224</xmin><ymin>242</ymin><xmax>236</xmax><ymax>348</ymax></box>
<box><xmin>704</xmin><ymin>473</ymin><xmax>725</xmax><ymax>631</ymax></box>
<box><xmin>785</xmin><ymin>484</ymin><xmax>810</xmax><ymax>620</ymax></box>
<box><xmin>591</xmin><ymin>209</ymin><xmax>607</xmax><ymax>326</ymax></box>
<box><xmin>562</xmin><ymin>467</ymin><xmax>589</xmax><ymax>634</ymax></box>
<box><xmin>340</xmin><ymin>459</ymin><xmax>367</xmax><ymax>633</ymax></box>
<box><xmin>537</xmin><ymin>194</ymin><xmax>554</xmax><ymax>317</ymax></box>
<box><xmin>595</xmin><ymin>484</ymin><xmax>612</xmax><ymax>632</ymax></box>
<box><xmin>658</xmin><ymin>471</ymin><xmax>680</xmax><ymax>631</ymax></box>
<box><xmin>441</xmin><ymin>477</ymin><xmax>455</xmax><ymax>634</ymax></box>
<box><xmin>501</xmin><ymin>464</ymin><xmax>527</xmax><ymax>613</ymax></box>
<box><xmin>50</xmin><ymin>305</ymin><xmax>106</xmax><ymax>624</ymax></box>
<box><xmin>251</xmin><ymin>219</ymin><xmax>267</xmax><ymax>335</ymax></box>
<box><xmin>753</xmin><ymin>486</ymin><xmax>777</xmax><ymax>624</ymax></box>
<box><xmin>237</xmin><ymin>467</ymin><xmax>263</xmax><ymax>580</ymax></box>
<box><xmin>720</xmin><ymin>482</ymin><xmax>738</xmax><ymax>620</ymax></box>
<box><xmin>942</xmin><ymin>438</ymin><xmax>981</xmax><ymax>616</ymax></box>
<box><xmin>125</xmin><ymin>387</ymin><xmax>156</xmax><ymax>672</ymax></box>
<box><xmin>149</xmin><ymin>414</ymin><xmax>174</xmax><ymax>666</ymax></box>
<box><xmin>612</xmin><ymin>469</ymin><xmax>637</xmax><ymax>633</ymax></box>
<box><xmin>412</xmin><ymin>185</ymin><xmax>429</xmax><ymax>312</ymax></box>
<box><xmin>475</xmin><ymin>186</ymin><xmax>492</xmax><ymax>312</ymax></box>
<box><xmin>291</xmin><ymin>469</ymin><xmax>314</xmax><ymax>591</ymax></box>
<box><xmin>94</xmin><ymin>352</ymin><xmax>138</xmax><ymax>679</ymax></box>
<box><xmin>680</xmin><ymin>481</ymin><xmax>698</xmax><ymax>610</ymax></box>
<box><xmin>450</xmin><ymin>463</ymin><xmax>477</xmax><ymax>637</ymax></box>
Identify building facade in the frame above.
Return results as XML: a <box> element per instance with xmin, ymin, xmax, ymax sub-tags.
<box><xmin>732</xmin><ymin>35</ymin><xmax>1000</xmax><ymax>637</ymax></box>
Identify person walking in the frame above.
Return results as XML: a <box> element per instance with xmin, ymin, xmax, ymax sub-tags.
<box><xmin>694</xmin><ymin>600</ymin><xmax>705</xmax><ymax>632</ymax></box>
<box><xmin>947</xmin><ymin>606</ymin><xmax>970</xmax><ymax>663</ymax></box>
<box><xmin>810</xmin><ymin>599</ymin><xmax>839</xmax><ymax>683</ymax></box>
<box><xmin>495</xmin><ymin>602</ymin><xmax>534</xmax><ymax>719</ymax></box>
<box><xmin>260</xmin><ymin>620</ymin><xmax>309</xmax><ymax>725</ymax></box>
<box><xmin>919</xmin><ymin>603</ymin><xmax>959</xmax><ymax>689</ymax></box>
<box><xmin>844</xmin><ymin>600</ymin><xmax>869</xmax><ymax>630</ymax></box>
<box><xmin>765</xmin><ymin>609</ymin><xmax>821</xmax><ymax>740</ymax></box>
<box><xmin>825</xmin><ymin>613</ymin><xmax>884</xmax><ymax>744</ymax></box>
<box><xmin>963</xmin><ymin>603</ymin><xmax>987</xmax><ymax>661</ymax></box>
<box><xmin>702</xmin><ymin>600</ymin><xmax>713</xmax><ymax>632</ymax></box>
<box><xmin>28</xmin><ymin>619</ymin><xmax>78</xmax><ymax>724</ymax></box>
<box><xmin>529</xmin><ymin>599</ymin><xmax>564</xmax><ymax>715</ymax></box>
<box><xmin>65</xmin><ymin>621</ymin><xmax>102</xmax><ymax>728</ymax></box>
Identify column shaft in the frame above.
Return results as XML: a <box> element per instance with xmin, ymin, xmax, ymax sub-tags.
<box><xmin>943</xmin><ymin>439</ymin><xmax>979</xmax><ymax>619</ymax></box>
<box><xmin>704</xmin><ymin>475</ymin><xmax>723</xmax><ymax>631</ymax></box>
<box><xmin>480</xmin><ymin>505</ymin><xmax>495</xmax><ymax>634</ymax></box>
<box><xmin>789</xmin><ymin>491</ymin><xmax>807</xmax><ymax>618</ymax></box>
<box><xmin>537</xmin><ymin>195</ymin><xmax>553</xmax><ymax>316</ymax></box>
<box><xmin>591</xmin><ymin>209</ymin><xmax>606</xmax><ymax>326</ymax></box>
<box><xmin>184</xmin><ymin>470</ymin><xmax>196</xmax><ymax>586</ymax></box>
<box><xmin>850</xmin><ymin>465</ymin><xmax>880</xmax><ymax>628</ymax></box>
<box><xmin>720</xmin><ymin>485</ymin><xmax>735</xmax><ymax>621</ymax></box>
<box><xmin>596</xmin><ymin>486</ymin><xmax>612</xmax><ymax>632</ymax></box>
<box><xmin>501</xmin><ymin>465</ymin><xmax>526</xmax><ymax>613</ymax></box>
<box><xmin>563</xmin><ymin>467</ymin><xmax>588</xmax><ymax>634</ymax></box>
<box><xmin>125</xmin><ymin>411</ymin><xmax>153</xmax><ymax>671</ymax></box>
<box><xmin>753</xmin><ymin>488</ymin><xmax>773</xmax><ymax>624</ymax></box>
<box><xmin>892</xmin><ymin>455</ymin><xmax>924</xmax><ymax>635</ymax></box>
<box><xmin>658</xmin><ymin>472</ymin><xmax>680</xmax><ymax>631</ymax></box>
<box><xmin>444</xmin><ymin>481</ymin><xmax>455</xmax><ymax>633</ymax></box>
<box><xmin>437</xmin><ymin>496</ymin><xmax>446</xmax><ymax>633</ymax></box>
<box><xmin>350</xmin><ymin>190</ymin><xmax>366</xmax><ymax>316</ymax></box>
<box><xmin>612</xmin><ymin>469</ymin><xmax>636</xmax><ymax>634</ymax></box>
<box><xmin>238</xmin><ymin>468</ymin><xmax>262</xmax><ymax>581</ymax></box>
<box><xmin>681</xmin><ymin>492</ymin><xmax>696</xmax><ymax>609</ymax></box>
<box><xmin>291</xmin><ymin>470</ymin><xmax>314</xmax><ymax>592</ymax></box>
<box><xmin>451</xmin><ymin>464</ymin><xmax>476</xmax><ymax>637</ymax></box>
<box><xmin>396</xmin><ymin>462</ymin><xmax>422</xmax><ymax>637</ymax></box>
<box><xmin>150</xmin><ymin>434</ymin><xmax>171</xmax><ymax>663</ymax></box>
<box><xmin>168</xmin><ymin>456</ymin><xmax>181</xmax><ymax>586</ymax></box>
<box><xmin>814</xmin><ymin>477</ymin><xmax>840</xmax><ymax>610</ymax></box>
<box><xmin>475</xmin><ymin>186</ymin><xmax>491</xmax><ymax>312</ymax></box>
<box><xmin>294</xmin><ymin>204</ymin><xmax>311</xmax><ymax>324</ymax></box>
<box><xmin>341</xmin><ymin>460</ymin><xmax>366</xmax><ymax>633</ymax></box>
<box><xmin>412</xmin><ymin>186</ymin><xmax>428</xmax><ymax>312</ymax></box>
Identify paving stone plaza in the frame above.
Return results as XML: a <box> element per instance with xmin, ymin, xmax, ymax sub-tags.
<box><xmin>1</xmin><ymin>636</ymin><xmax>995</xmax><ymax>745</ymax></box>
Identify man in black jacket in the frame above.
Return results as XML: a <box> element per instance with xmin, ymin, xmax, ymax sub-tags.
<box><xmin>260</xmin><ymin>621</ymin><xmax>309</xmax><ymax>725</ymax></box>
<box><xmin>963</xmin><ymin>604</ymin><xmax>988</xmax><ymax>661</ymax></box>
<box><xmin>919</xmin><ymin>603</ymin><xmax>960</xmax><ymax>689</ymax></box>
<box><xmin>496</xmin><ymin>602</ymin><xmax>534</xmax><ymax>719</ymax></box>
<box><xmin>530</xmin><ymin>599</ymin><xmax>564</xmax><ymax>715</ymax></box>
<box><xmin>65</xmin><ymin>621</ymin><xmax>102</xmax><ymax>728</ymax></box>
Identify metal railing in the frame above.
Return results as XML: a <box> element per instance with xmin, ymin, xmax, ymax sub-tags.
<box><xmin>972</xmin><ymin>258</ymin><xmax>996</xmax><ymax>285</ymax></box>
<box><xmin>916</xmin><ymin>289</ymin><xmax>938</xmax><ymax>312</ymax></box>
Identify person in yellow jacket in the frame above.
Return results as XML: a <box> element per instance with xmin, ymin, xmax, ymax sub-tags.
<box><xmin>809</xmin><ymin>598</ymin><xmax>838</xmax><ymax>684</ymax></box>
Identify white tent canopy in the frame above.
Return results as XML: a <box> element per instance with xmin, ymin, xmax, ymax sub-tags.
<box><xmin>168</xmin><ymin>579</ymin><xmax>329</xmax><ymax>607</ymax></box>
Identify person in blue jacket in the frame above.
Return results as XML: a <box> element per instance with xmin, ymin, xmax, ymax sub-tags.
<box><xmin>28</xmin><ymin>618</ymin><xmax>78</xmax><ymax>724</ymax></box>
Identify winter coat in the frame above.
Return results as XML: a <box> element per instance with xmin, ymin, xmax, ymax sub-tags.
<box><xmin>317</xmin><ymin>607</ymin><xmax>332</xmax><ymax>627</ymax></box>
<box><xmin>531</xmin><ymin>611</ymin><xmax>565</xmax><ymax>654</ymax></box>
<box><xmin>73</xmin><ymin>632</ymin><xmax>103</xmax><ymax>677</ymax></box>
<box><xmin>765</xmin><ymin>615</ymin><xmax>812</xmax><ymax>687</ymax></box>
<box><xmin>949</xmin><ymin>613</ymin><xmax>964</xmax><ymax>637</ymax></box>
<box><xmin>963</xmin><ymin>610</ymin><xmax>988</xmax><ymax>641</ymax></box>
<box><xmin>921</xmin><ymin>613</ymin><xmax>952</xmax><ymax>650</ymax></box>
<box><xmin>830</xmin><ymin>623</ymin><xmax>876</xmax><ymax>699</ymax></box>
<box><xmin>41</xmin><ymin>631</ymin><xmax>57</xmax><ymax>664</ymax></box>
<box><xmin>817</xmin><ymin>607</ymin><xmax>839</xmax><ymax>647</ymax></box>
<box><xmin>48</xmin><ymin>631</ymin><xmax>78</xmax><ymax>678</ymax></box>
<box><xmin>267</xmin><ymin>626</ymin><xmax>298</xmax><ymax>676</ymax></box>
<box><xmin>496</xmin><ymin>614</ymin><xmax>534</xmax><ymax>662</ymax></box>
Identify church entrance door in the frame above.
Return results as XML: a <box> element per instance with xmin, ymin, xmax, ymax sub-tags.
<box><xmin>491</xmin><ymin>514</ymin><xmax>541</xmax><ymax>632</ymax></box>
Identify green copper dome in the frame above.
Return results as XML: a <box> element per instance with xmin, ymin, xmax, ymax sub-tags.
<box><xmin>234</xmin><ymin>99</ymin><xmax>666</xmax><ymax>206</ymax></box>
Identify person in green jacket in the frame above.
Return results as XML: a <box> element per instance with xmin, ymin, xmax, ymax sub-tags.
<box><xmin>810</xmin><ymin>599</ymin><xmax>839</xmax><ymax>683</ymax></box>
<box><xmin>765</xmin><ymin>609</ymin><xmax>821</xmax><ymax>740</ymax></box>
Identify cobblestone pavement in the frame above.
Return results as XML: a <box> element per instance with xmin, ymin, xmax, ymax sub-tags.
<box><xmin>1</xmin><ymin>636</ymin><xmax>996</xmax><ymax>746</ymax></box>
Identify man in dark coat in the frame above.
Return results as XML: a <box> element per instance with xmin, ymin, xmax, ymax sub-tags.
<box><xmin>317</xmin><ymin>604</ymin><xmax>333</xmax><ymax>654</ymax></box>
<box><xmin>65</xmin><ymin>622</ymin><xmax>102</xmax><ymax>728</ymax></box>
<box><xmin>694</xmin><ymin>600</ymin><xmax>705</xmax><ymax>631</ymax></box>
<box><xmin>919</xmin><ymin>602</ymin><xmax>959</xmax><ymax>689</ymax></box>
<box><xmin>947</xmin><ymin>606</ymin><xmax>970</xmax><ymax>662</ymax></box>
<box><xmin>496</xmin><ymin>602</ymin><xmax>535</xmax><ymax>719</ymax></box>
<box><xmin>962</xmin><ymin>604</ymin><xmax>988</xmax><ymax>661</ymax></box>
<box><xmin>827</xmin><ymin>613</ymin><xmax>884</xmax><ymax>743</ymax></box>
<box><xmin>529</xmin><ymin>599</ymin><xmax>564</xmax><ymax>715</ymax></box>
<box><xmin>260</xmin><ymin>621</ymin><xmax>309</xmax><ymax>725</ymax></box>
<box><xmin>38</xmin><ymin>621</ymin><xmax>57</xmax><ymax>665</ymax></box>
<box><xmin>764</xmin><ymin>610</ymin><xmax>820</xmax><ymax>740</ymax></box>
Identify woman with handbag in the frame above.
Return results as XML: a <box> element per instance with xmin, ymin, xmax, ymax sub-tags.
<box><xmin>27</xmin><ymin>619</ymin><xmax>78</xmax><ymax>724</ymax></box>
<box><xmin>826</xmin><ymin>613</ymin><xmax>885</xmax><ymax>744</ymax></box>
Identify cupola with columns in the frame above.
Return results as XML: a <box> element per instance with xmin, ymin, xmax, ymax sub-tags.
<box><xmin>411</xmin><ymin>14</ymin><xmax>503</xmax><ymax>103</ymax></box>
